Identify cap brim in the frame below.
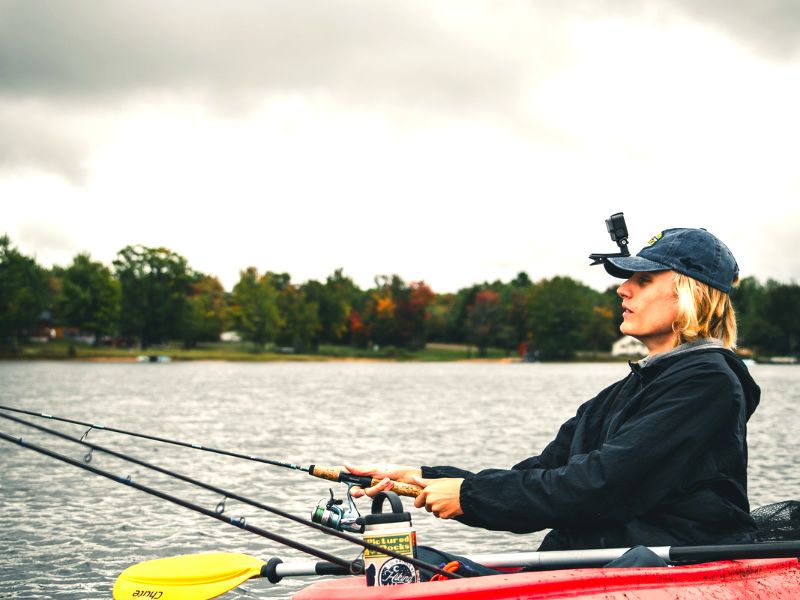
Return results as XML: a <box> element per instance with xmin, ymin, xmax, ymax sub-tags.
<box><xmin>604</xmin><ymin>256</ymin><xmax>669</xmax><ymax>279</ymax></box>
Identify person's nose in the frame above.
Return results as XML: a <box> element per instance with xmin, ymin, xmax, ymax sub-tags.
<box><xmin>617</xmin><ymin>279</ymin><xmax>632</xmax><ymax>300</ymax></box>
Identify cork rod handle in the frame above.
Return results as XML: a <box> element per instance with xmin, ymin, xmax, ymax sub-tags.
<box><xmin>309</xmin><ymin>465</ymin><xmax>423</xmax><ymax>498</ymax></box>
<box><xmin>370</xmin><ymin>477</ymin><xmax>422</xmax><ymax>498</ymax></box>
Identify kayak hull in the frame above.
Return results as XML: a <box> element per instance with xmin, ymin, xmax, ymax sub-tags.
<box><xmin>293</xmin><ymin>558</ymin><xmax>800</xmax><ymax>599</ymax></box>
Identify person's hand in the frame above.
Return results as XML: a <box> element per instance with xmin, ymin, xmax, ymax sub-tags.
<box><xmin>412</xmin><ymin>476</ymin><xmax>464</xmax><ymax>519</ymax></box>
<box><xmin>344</xmin><ymin>464</ymin><xmax>422</xmax><ymax>498</ymax></box>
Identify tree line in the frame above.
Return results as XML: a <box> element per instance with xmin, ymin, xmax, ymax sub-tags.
<box><xmin>1</xmin><ymin>235</ymin><xmax>798</xmax><ymax>359</ymax></box>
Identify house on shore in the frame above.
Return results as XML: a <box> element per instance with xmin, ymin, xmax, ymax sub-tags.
<box><xmin>611</xmin><ymin>336</ymin><xmax>647</xmax><ymax>358</ymax></box>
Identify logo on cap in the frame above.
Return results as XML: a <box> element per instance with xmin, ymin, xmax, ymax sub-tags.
<box><xmin>647</xmin><ymin>232</ymin><xmax>663</xmax><ymax>246</ymax></box>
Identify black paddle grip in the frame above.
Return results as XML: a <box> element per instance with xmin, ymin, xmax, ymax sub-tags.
<box><xmin>263</xmin><ymin>557</ymin><xmax>284</xmax><ymax>584</ymax></box>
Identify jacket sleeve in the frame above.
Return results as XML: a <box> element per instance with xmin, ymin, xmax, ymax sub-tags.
<box><xmin>421</xmin><ymin>465</ymin><xmax>476</xmax><ymax>479</ymax></box>
<box><xmin>457</xmin><ymin>364</ymin><xmax>742</xmax><ymax>533</ymax></box>
<box><xmin>423</xmin><ymin>392</ymin><xmax>604</xmax><ymax>529</ymax></box>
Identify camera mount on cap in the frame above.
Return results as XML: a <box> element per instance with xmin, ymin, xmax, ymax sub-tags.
<box><xmin>589</xmin><ymin>212</ymin><xmax>630</xmax><ymax>265</ymax></box>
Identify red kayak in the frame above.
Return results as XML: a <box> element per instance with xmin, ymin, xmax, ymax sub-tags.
<box><xmin>293</xmin><ymin>558</ymin><xmax>800</xmax><ymax>599</ymax></box>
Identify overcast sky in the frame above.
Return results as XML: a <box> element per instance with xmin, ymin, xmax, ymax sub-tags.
<box><xmin>2</xmin><ymin>0</ymin><xmax>799</xmax><ymax>293</ymax></box>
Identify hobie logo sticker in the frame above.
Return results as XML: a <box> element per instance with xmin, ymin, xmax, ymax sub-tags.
<box><xmin>378</xmin><ymin>558</ymin><xmax>417</xmax><ymax>585</ymax></box>
<box><xmin>647</xmin><ymin>232</ymin><xmax>663</xmax><ymax>246</ymax></box>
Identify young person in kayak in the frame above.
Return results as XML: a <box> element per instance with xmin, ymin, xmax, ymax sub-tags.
<box><xmin>347</xmin><ymin>227</ymin><xmax>761</xmax><ymax>552</ymax></box>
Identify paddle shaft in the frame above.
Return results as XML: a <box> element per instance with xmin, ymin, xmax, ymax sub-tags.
<box><xmin>268</xmin><ymin>541</ymin><xmax>800</xmax><ymax>578</ymax></box>
<box><xmin>462</xmin><ymin>542</ymin><xmax>800</xmax><ymax>569</ymax></box>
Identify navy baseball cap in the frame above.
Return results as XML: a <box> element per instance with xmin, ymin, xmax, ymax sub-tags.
<box><xmin>604</xmin><ymin>228</ymin><xmax>739</xmax><ymax>293</ymax></box>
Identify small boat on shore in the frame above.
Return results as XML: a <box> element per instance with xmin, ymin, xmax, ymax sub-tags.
<box><xmin>135</xmin><ymin>354</ymin><xmax>171</xmax><ymax>363</ymax></box>
<box><xmin>294</xmin><ymin>557</ymin><xmax>800</xmax><ymax>599</ymax></box>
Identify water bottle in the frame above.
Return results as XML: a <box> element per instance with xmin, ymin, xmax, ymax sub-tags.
<box><xmin>361</xmin><ymin>491</ymin><xmax>419</xmax><ymax>586</ymax></box>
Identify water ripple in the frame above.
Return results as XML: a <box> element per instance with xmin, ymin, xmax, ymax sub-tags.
<box><xmin>1</xmin><ymin>361</ymin><xmax>797</xmax><ymax>598</ymax></box>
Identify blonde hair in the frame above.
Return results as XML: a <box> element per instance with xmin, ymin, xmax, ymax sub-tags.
<box><xmin>673</xmin><ymin>273</ymin><xmax>738</xmax><ymax>349</ymax></box>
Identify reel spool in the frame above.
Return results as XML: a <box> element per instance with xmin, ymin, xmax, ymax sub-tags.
<box><xmin>311</xmin><ymin>487</ymin><xmax>364</xmax><ymax>533</ymax></box>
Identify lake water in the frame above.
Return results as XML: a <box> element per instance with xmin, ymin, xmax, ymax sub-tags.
<box><xmin>1</xmin><ymin>360</ymin><xmax>799</xmax><ymax>599</ymax></box>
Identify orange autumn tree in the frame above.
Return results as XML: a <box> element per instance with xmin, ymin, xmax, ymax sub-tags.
<box><xmin>355</xmin><ymin>276</ymin><xmax>434</xmax><ymax>349</ymax></box>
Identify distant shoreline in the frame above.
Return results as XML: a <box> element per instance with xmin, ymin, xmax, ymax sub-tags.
<box><xmin>0</xmin><ymin>353</ymin><xmax>529</xmax><ymax>364</ymax></box>
<box><xmin>0</xmin><ymin>341</ymin><xmax>620</xmax><ymax>363</ymax></box>
<box><xmin>6</xmin><ymin>340</ymin><xmax>779</xmax><ymax>364</ymax></box>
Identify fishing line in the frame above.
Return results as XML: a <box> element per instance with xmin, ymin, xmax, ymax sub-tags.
<box><xmin>0</xmin><ymin>404</ymin><xmax>307</xmax><ymax>470</ymax></box>
<box><xmin>0</xmin><ymin>404</ymin><xmax>422</xmax><ymax>497</ymax></box>
<box><xmin>0</xmin><ymin>415</ymin><xmax>460</xmax><ymax>580</ymax></box>
<box><xmin>0</xmin><ymin>428</ymin><xmax>354</xmax><ymax>571</ymax></box>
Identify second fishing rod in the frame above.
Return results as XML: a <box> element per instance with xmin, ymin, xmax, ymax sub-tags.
<box><xmin>0</xmin><ymin>404</ymin><xmax>422</xmax><ymax>499</ymax></box>
<box><xmin>0</xmin><ymin>410</ymin><xmax>460</xmax><ymax>581</ymax></box>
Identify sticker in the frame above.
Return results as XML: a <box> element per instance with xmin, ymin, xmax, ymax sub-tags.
<box><xmin>363</xmin><ymin>533</ymin><xmax>414</xmax><ymax>558</ymax></box>
<box><xmin>647</xmin><ymin>232</ymin><xmax>663</xmax><ymax>246</ymax></box>
<box><xmin>378</xmin><ymin>558</ymin><xmax>418</xmax><ymax>585</ymax></box>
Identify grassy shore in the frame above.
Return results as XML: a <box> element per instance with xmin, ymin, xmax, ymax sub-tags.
<box><xmin>1</xmin><ymin>340</ymin><xmax>520</xmax><ymax>362</ymax></box>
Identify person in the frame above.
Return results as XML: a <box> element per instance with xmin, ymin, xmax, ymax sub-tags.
<box><xmin>347</xmin><ymin>227</ymin><xmax>760</xmax><ymax>554</ymax></box>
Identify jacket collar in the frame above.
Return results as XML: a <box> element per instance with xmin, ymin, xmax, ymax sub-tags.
<box><xmin>628</xmin><ymin>338</ymin><xmax>726</xmax><ymax>379</ymax></box>
<box><xmin>638</xmin><ymin>338</ymin><xmax>725</xmax><ymax>368</ymax></box>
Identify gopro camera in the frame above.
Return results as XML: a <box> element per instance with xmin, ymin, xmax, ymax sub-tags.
<box><xmin>589</xmin><ymin>212</ymin><xmax>631</xmax><ymax>265</ymax></box>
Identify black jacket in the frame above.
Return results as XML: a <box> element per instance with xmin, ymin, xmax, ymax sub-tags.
<box><xmin>422</xmin><ymin>343</ymin><xmax>760</xmax><ymax>550</ymax></box>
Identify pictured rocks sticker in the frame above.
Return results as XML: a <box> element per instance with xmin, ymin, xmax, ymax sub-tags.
<box><xmin>647</xmin><ymin>232</ymin><xmax>663</xmax><ymax>246</ymax></box>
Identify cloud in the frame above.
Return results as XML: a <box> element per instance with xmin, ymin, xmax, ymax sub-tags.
<box><xmin>0</xmin><ymin>1</ymin><xmax>553</xmax><ymax>113</ymax></box>
<box><xmin>3</xmin><ymin>1</ymin><xmax>797</xmax><ymax>111</ymax></box>
<box><xmin>14</xmin><ymin>219</ymin><xmax>79</xmax><ymax>269</ymax></box>
<box><xmin>0</xmin><ymin>1</ymin><xmax>577</xmax><ymax>180</ymax></box>
<box><xmin>663</xmin><ymin>0</ymin><xmax>800</xmax><ymax>59</ymax></box>
<box><xmin>0</xmin><ymin>101</ymin><xmax>98</xmax><ymax>185</ymax></box>
<box><xmin>3</xmin><ymin>0</ymin><xmax>797</xmax><ymax>182</ymax></box>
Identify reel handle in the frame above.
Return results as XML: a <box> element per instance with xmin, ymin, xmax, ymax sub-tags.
<box><xmin>309</xmin><ymin>465</ymin><xmax>422</xmax><ymax>498</ymax></box>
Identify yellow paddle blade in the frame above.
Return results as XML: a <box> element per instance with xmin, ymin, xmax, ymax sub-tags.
<box><xmin>113</xmin><ymin>552</ymin><xmax>266</xmax><ymax>600</ymax></box>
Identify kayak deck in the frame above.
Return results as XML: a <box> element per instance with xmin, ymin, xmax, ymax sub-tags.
<box><xmin>293</xmin><ymin>558</ymin><xmax>800</xmax><ymax>599</ymax></box>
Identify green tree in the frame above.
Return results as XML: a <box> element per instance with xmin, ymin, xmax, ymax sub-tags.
<box><xmin>0</xmin><ymin>235</ymin><xmax>50</xmax><ymax>350</ymax></box>
<box><xmin>759</xmin><ymin>281</ymin><xmax>800</xmax><ymax>356</ymax></box>
<box><xmin>600</xmin><ymin>284</ymin><xmax>624</xmax><ymax>336</ymax></box>
<box><xmin>527</xmin><ymin>276</ymin><xmax>595</xmax><ymax>360</ymax></box>
<box><xmin>113</xmin><ymin>245</ymin><xmax>192</xmax><ymax>348</ymax></box>
<box><xmin>731</xmin><ymin>277</ymin><xmax>767</xmax><ymax>351</ymax></box>
<box><xmin>511</xmin><ymin>271</ymin><xmax>533</xmax><ymax>288</ymax></box>
<box><xmin>447</xmin><ymin>285</ymin><xmax>481</xmax><ymax>344</ymax></box>
<box><xmin>303</xmin><ymin>269</ymin><xmax>364</xmax><ymax>345</ymax></box>
<box><xmin>276</xmin><ymin>282</ymin><xmax>320</xmax><ymax>353</ymax></box>
<box><xmin>583</xmin><ymin>305</ymin><xmax>617</xmax><ymax>351</ymax></box>
<box><xmin>426</xmin><ymin>293</ymin><xmax>456</xmax><ymax>343</ymax></box>
<box><xmin>505</xmin><ymin>285</ymin><xmax>532</xmax><ymax>353</ymax></box>
<box><xmin>58</xmin><ymin>253</ymin><xmax>121</xmax><ymax>345</ymax></box>
<box><xmin>230</xmin><ymin>267</ymin><xmax>282</xmax><ymax>350</ymax></box>
<box><xmin>182</xmin><ymin>274</ymin><xmax>228</xmax><ymax>348</ymax></box>
<box><xmin>466</xmin><ymin>289</ymin><xmax>503</xmax><ymax>357</ymax></box>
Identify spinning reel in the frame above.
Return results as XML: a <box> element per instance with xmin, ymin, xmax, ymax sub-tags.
<box><xmin>311</xmin><ymin>485</ymin><xmax>365</xmax><ymax>533</ymax></box>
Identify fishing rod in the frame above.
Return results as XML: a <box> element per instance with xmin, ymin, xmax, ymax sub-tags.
<box><xmin>0</xmin><ymin>404</ymin><xmax>422</xmax><ymax>498</ymax></box>
<box><xmin>0</xmin><ymin>428</ymin><xmax>354</xmax><ymax>571</ymax></box>
<box><xmin>0</xmin><ymin>414</ymin><xmax>460</xmax><ymax>581</ymax></box>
